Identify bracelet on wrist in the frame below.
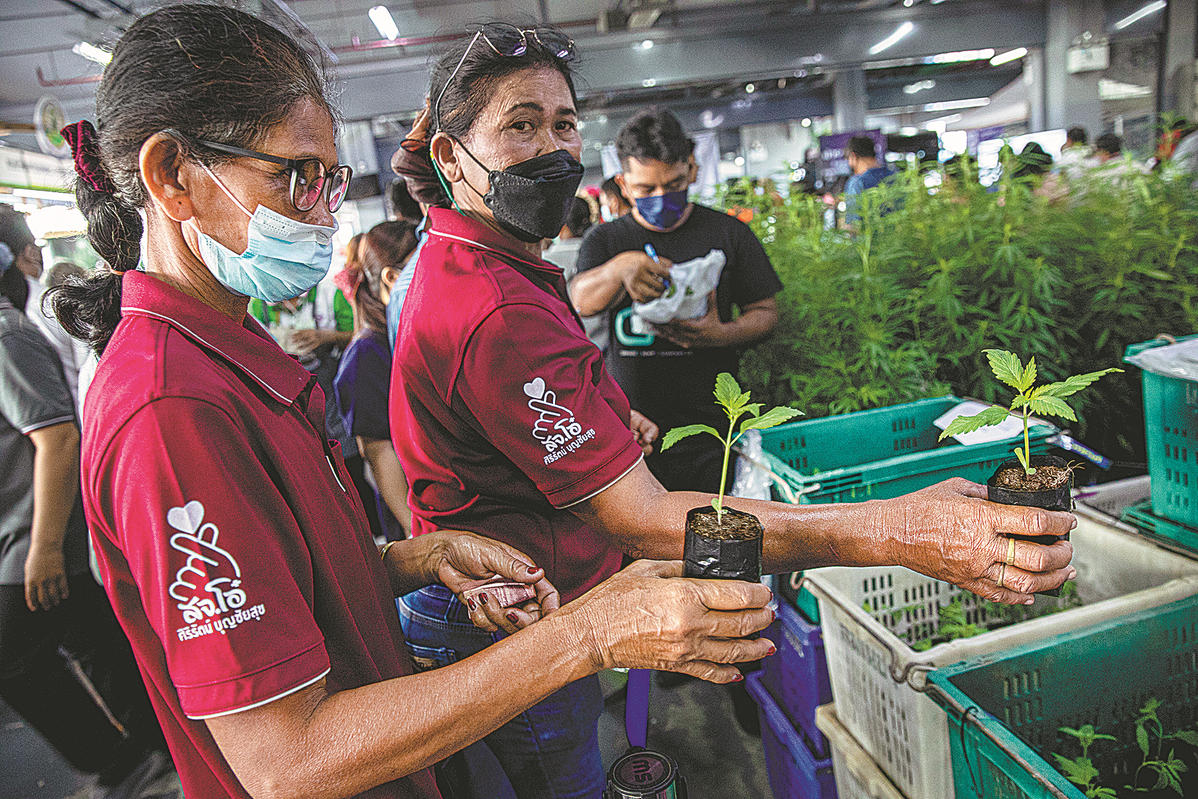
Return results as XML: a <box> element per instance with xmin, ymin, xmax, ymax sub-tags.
<box><xmin>380</xmin><ymin>540</ymin><xmax>399</xmax><ymax>563</ymax></box>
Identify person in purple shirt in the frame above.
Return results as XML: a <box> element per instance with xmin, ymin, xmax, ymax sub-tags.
<box><xmin>335</xmin><ymin>220</ymin><xmax>419</xmax><ymax>538</ymax></box>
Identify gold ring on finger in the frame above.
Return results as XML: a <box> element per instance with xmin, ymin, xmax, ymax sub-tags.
<box><xmin>1006</xmin><ymin>536</ymin><xmax>1017</xmax><ymax>567</ymax></box>
<box><xmin>997</xmin><ymin>563</ymin><xmax>1006</xmax><ymax>589</ymax></box>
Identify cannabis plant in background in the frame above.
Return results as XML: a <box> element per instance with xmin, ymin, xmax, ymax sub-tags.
<box><xmin>725</xmin><ymin>155</ymin><xmax>1197</xmax><ymax>473</ymax></box>
<box><xmin>736</xmin><ymin>172</ymin><xmax>949</xmax><ymax>418</ymax></box>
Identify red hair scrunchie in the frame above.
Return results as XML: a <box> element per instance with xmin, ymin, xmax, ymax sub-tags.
<box><xmin>61</xmin><ymin>120</ymin><xmax>116</xmax><ymax>196</ymax></box>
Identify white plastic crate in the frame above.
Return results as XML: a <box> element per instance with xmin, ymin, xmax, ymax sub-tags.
<box><xmin>1073</xmin><ymin>475</ymin><xmax>1151</xmax><ymax>520</ymax></box>
<box><xmin>803</xmin><ymin>514</ymin><xmax>1198</xmax><ymax>799</ymax></box>
<box><xmin>814</xmin><ymin>704</ymin><xmax>906</xmax><ymax>799</ymax></box>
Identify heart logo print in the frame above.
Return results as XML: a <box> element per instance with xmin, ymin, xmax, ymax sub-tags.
<box><xmin>523</xmin><ymin>377</ymin><xmax>546</xmax><ymax>400</ymax></box>
<box><xmin>167</xmin><ymin>500</ymin><xmax>205</xmax><ymax>534</ymax></box>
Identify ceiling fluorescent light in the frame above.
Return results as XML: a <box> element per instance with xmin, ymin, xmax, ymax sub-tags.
<box><xmin>72</xmin><ymin>42</ymin><xmax>112</xmax><ymax>65</ymax></box>
<box><xmin>928</xmin><ymin>48</ymin><xmax>994</xmax><ymax>64</ymax></box>
<box><xmin>1113</xmin><ymin>1</ymin><xmax>1166</xmax><ymax>31</ymax></box>
<box><xmin>990</xmin><ymin>47</ymin><xmax>1028</xmax><ymax>66</ymax></box>
<box><xmin>923</xmin><ymin>98</ymin><xmax>989</xmax><ymax>112</ymax></box>
<box><xmin>368</xmin><ymin>6</ymin><xmax>399</xmax><ymax>41</ymax></box>
<box><xmin>869</xmin><ymin>21</ymin><xmax>914</xmax><ymax>56</ymax></box>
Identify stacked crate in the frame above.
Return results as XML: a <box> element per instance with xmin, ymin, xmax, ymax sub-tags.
<box><xmin>749</xmin><ymin>395</ymin><xmax>1057</xmax><ymax>797</ymax></box>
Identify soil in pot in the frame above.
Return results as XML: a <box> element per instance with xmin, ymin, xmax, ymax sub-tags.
<box><xmin>683</xmin><ymin>506</ymin><xmax>763</xmax><ymax>583</ymax></box>
<box><xmin>986</xmin><ymin>454</ymin><xmax>1073</xmax><ymax>597</ymax></box>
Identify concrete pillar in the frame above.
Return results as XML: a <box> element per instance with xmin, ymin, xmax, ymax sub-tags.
<box><xmin>833</xmin><ymin>68</ymin><xmax>867</xmax><ymax>133</ymax></box>
<box><xmin>1043</xmin><ymin>0</ymin><xmax>1104</xmax><ymax>135</ymax></box>
<box><xmin>1025</xmin><ymin>47</ymin><xmax>1047</xmax><ymax>132</ymax></box>
<box><xmin>1161</xmin><ymin>0</ymin><xmax>1198</xmax><ymax>119</ymax></box>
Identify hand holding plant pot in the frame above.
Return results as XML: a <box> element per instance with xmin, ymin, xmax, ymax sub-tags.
<box><xmin>662</xmin><ymin>372</ymin><xmax>802</xmax><ymax>582</ymax></box>
<box><xmin>939</xmin><ymin>350</ymin><xmax>1121</xmax><ymax>594</ymax></box>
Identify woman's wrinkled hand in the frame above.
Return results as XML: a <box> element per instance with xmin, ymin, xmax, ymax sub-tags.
<box><xmin>425</xmin><ymin>530</ymin><xmax>560</xmax><ymax>634</ymax></box>
<box><xmin>884</xmin><ymin>478</ymin><xmax>1076</xmax><ymax>604</ymax></box>
<box><xmin>562</xmin><ymin>559</ymin><xmax>775</xmax><ymax>683</ymax></box>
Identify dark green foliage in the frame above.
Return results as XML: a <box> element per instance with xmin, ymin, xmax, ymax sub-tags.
<box><xmin>722</xmin><ymin>165</ymin><xmax>1198</xmax><ymax>457</ymax></box>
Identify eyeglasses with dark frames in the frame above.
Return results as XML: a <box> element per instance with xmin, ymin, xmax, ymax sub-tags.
<box><xmin>434</xmin><ymin>23</ymin><xmax>576</xmax><ymax>133</ymax></box>
<box><xmin>175</xmin><ymin>134</ymin><xmax>353</xmax><ymax>213</ymax></box>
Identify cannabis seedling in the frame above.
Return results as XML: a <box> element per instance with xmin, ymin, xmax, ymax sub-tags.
<box><xmin>662</xmin><ymin>372</ymin><xmax>802</xmax><ymax>523</ymax></box>
<box><xmin>1054</xmin><ymin>700</ymin><xmax>1198</xmax><ymax>798</ymax></box>
<box><xmin>937</xmin><ymin>350</ymin><xmax>1121</xmax><ymax>475</ymax></box>
<box><xmin>1127</xmin><ymin>698</ymin><xmax>1196</xmax><ymax>796</ymax></box>
<box><xmin>1054</xmin><ymin>724</ymin><xmax>1118</xmax><ymax>799</ymax></box>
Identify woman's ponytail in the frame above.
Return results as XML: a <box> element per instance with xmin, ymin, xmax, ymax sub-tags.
<box><xmin>49</xmin><ymin>121</ymin><xmax>143</xmax><ymax>356</ymax></box>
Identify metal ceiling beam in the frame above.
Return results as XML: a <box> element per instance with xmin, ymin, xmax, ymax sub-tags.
<box><xmin>328</xmin><ymin>3</ymin><xmax>1046</xmax><ymax>120</ymax></box>
<box><xmin>1</xmin><ymin>1</ymin><xmax>1049</xmax><ymax>128</ymax></box>
<box><xmin>97</xmin><ymin>0</ymin><xmax>131</xmax><ymax>14</ymax></box>
<box><xmin>54</xmin><ymin>0</ymin><xmax>100</xmax><ymax>19</ymax></box>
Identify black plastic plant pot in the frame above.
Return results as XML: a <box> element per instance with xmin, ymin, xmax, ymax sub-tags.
<box><xmin>986</xmin><ymin>454</ymin><xmax>1073</xmax><ymax>597</ymax></box>
<box><xmin>683</xmin><ymin>506</ymin><xmax>763</xmax><ymax>583</ymax></box>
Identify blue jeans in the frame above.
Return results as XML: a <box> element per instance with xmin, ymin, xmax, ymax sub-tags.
<box><xmin>398</xmin><ymin>585</ymin><xmax>605</xmax><ymax>799</ymax></box>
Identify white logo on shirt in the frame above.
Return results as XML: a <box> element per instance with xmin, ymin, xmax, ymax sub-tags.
<box><xmin>523</xmin><ymin>377</ymin><xmax>595</xmax><ymax>465</ymax></box>
<box><xmin>166</xmin><ymin>500</ymin><xmax>266</xmax><ymax>641</ymax></box>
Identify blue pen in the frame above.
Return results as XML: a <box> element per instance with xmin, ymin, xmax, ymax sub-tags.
<box><xmin>644</xmin><ymin>244</ymin><xmax>670</xmax><ymax>291</ymax></box>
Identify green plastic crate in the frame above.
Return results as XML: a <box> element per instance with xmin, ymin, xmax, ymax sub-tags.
<box><xmin>763</xmin><ymin>396</ymin><xmax>1056</xmax><ymax>623</ymax></box>
<box><xmin>759</xmin><ymin>396</ymin><xmax>1056</xmax><ymax>505</ymax></box>
<box><xmin>926</xmin><ymin>594</ymin><xmax>1198</xmax><ymax>799</ymax></box>
<box><xmin>1125</xmin><ymin>335</ymin><xmax>1198</xmax><ymax>531</ymax></box>
<box><xmin>1121</xmin><ymin>498</ymin><xmax>1198</xmax><ymax>555</ymax></box>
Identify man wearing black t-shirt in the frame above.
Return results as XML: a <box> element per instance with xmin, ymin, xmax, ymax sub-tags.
<box><xmin>571</xmin><ymin>108</ymin><xmax>782</xmax><ymax>494</ymax></box>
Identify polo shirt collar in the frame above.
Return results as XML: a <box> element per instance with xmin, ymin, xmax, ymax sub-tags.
<box><xmin>120</xmin><ymin>270</ymin><xmax>311</xmax><ymax>406</ymax></box>
<box><xmin>426</xmin><ymin>208</ymin><xmax>559</xmax><ymax>276</ymax></box>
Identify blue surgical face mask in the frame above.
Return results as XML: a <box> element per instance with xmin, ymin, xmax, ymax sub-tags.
<box><xmin>188</xmin><ymin>163</ymin><xmax>337</xmax><ymax>303</ymax></box>
<box><xmin>634</xmin><ymin>189</ymin><xmax>689</xmax><ymax>230</ymax></box>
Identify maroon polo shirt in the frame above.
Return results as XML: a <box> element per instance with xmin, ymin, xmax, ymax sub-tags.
<box><xmin>390</xmin><ymin>209</ymin><xmax>642</xmax><ymax>603</ymax></box>
<box><xmin>81</xmin><ymin>270</ymin><xmax>440</xmax><ymax>799</ymax></box>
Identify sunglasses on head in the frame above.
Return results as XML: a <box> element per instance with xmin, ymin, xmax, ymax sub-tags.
<box><xmin>434</xmin><ymin>23</ymin><xmax>576</xmax><ymax>133</ymax></box>
<box><xmin>168</xmin><ymin>130</ymin><xmax>353</xmax><ymax>213</ymax></box>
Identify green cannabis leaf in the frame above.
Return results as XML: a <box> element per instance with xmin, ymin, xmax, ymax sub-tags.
<box><xmin>662</xmin><ymin>372</ymin><xmax>802</xmax><ymax>523</ymax></box>
<box><xmin>661</xmin><ymin>424</ymin><xmax>720</xmax><ymax>451</ymax></box>
<box><xmin>938</xmin><ymin>350</ymin><xmax>1121</xmax><ymax>475</ymax></box>
<box><xmin>1053</xmin><ymin>753</ymin><xmax>1100</xmax><ymax>787</ymax></box>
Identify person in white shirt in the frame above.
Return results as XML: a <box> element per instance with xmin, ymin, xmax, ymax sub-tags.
<box><xmin>1056</xmin><ymin>126</ymin><xmax>1096</xmax><ymax>183</ymax></box>
<box><xmin>1092</xmin><ymin>133</ymin><xmax>1149</xmax><ymax>181</ymax></box>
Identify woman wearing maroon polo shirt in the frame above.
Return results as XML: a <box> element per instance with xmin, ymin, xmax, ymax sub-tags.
<box><xmin>46</xmin><ymin>6</ymin><xmax>776</xmax><ymax>799</ymax></box>
<box><xmin>389</xmin><ymin>21</ymin><xmax>1078</xmax><ymax>799</ymax></box>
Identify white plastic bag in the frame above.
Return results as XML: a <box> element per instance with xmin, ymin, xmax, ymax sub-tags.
<box><xmin>731</xmin><ymin>428</ymin><xmax>772</xmax><ymax>501</ymax></box>
<box><xmin>1124</xmin><ymin>337</ymin><xmax>1198</xmax><ymax>382</ymax></box>
<box><xmin>631</xmin><ymin>249</ymin><xmax>726</xmax><ymax>333</ymax></box>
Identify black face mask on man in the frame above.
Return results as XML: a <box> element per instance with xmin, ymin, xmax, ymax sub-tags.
<box><xmin>455</xmin><ymin>142</ymin><xmax>585</xmax><ymax>243</ymax></box>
